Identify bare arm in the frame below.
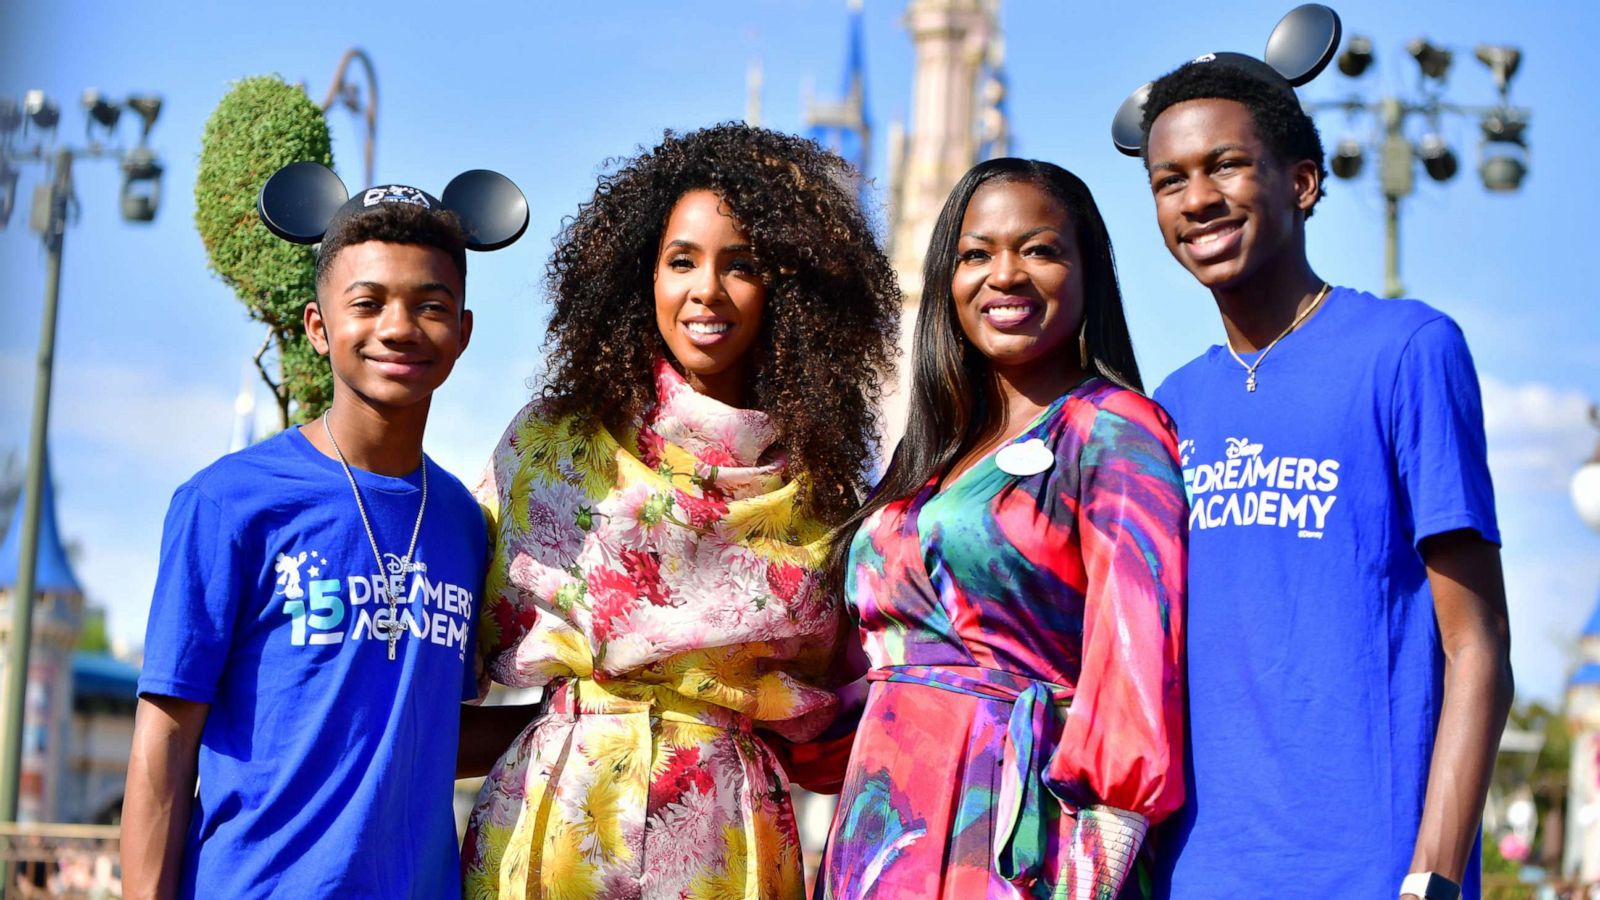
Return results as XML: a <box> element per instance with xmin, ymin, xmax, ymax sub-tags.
<box><xmin>121</xmin><ymin>695</ymin><xmax>208</xmax><ymax>900</ymax></box>
<box><xmin>1403</xmin><ymin>528</ymin><xmax>1514</xmax><ymax>896</ymax></box>
<box><xmin>457</xmin><ymin>702</ymin><xmax>543</xmax><ymax>779</ymax></box>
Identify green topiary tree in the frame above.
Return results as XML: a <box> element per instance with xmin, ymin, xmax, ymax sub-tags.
<box><xmin>194</xmin><ymin>75</ymin><xmax>335</xmax><ymax>428</ymax></box>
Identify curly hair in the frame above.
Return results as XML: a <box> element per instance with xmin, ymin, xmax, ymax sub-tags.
<box><xmin>1140</xmin><ymin>60</ymin><xmax>1328</xmax><ymax>217</ymax></box>
<box><xmin>538</xmin><ymin>123</ymin><xmax>901</xmax><ymax>526</ymax></box>
<box><xmin>316</xmin><ymin>200</ymin><xmax>469</xmax><ymax>288</ymax></box>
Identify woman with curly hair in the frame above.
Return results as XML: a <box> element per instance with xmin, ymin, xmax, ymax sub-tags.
<box><xmin>460</xmin><ymin>123</ymin><xmax>899</xmax><ymax>899</ymax></box>
<box><xmin>817</xmin><ymin>159</ymin><xmax>1187</xmax><ymax>899</ymax></box>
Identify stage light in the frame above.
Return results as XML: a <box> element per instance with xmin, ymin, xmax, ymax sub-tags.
<box><xmin>1331</xmin><ymin>138</ymin><xmax>1364</xmax><ymax>179</ymax></box>
<box><xmin>23</xmin><ymin>90</ymin><xmax>59</xmax><ymax>131</ymax></box>
<box><xmin>1479</xmin><ymin>153</ymin><xmax>1526</xmax><ymax>192</ymax></box>
<box><xmin>1338</xmin><ymin>35</ymin><xmax>1374</xmax><ymax>77</ymax></box>
<box><xmin>1481</xmin><ymin>109</ymin><xmax>1528</xmax><ymax>146</ymax></box>
<box><xmin>0</xmin><ymin>162</ymin><xmax>16</xmax><ymax>228</ymax></box>
<box><xmin>81</xmin><ymin>90</ymin><xmax>121</xmax><ymax>132</ymax></box>
<box><xmin>0</xmin><ymin>99</ymin><xmax>20</xmax><ymax>139</ymax></box>
<box><xmin>126</xmin><ymin>95</ymin><xmax>161</xmax><ymax>144</ymax></box>
<box><xmin>1407</xmin><ymin>38</ymin><xmax>1453</xmax><ymax>81</ymax></box>
<box><xmin>119</xmin><ymin>146</ymin><xmax>163</xmax><ymax>222</ymax></box>
<box><xmin>1475</xmin><ymin>45</ymin><xmax>1522</xmax><ymax>96</ymax></box>
<box><xmin>1418</xmin><ymin>134</ymin><xmax>1458</xmax><ymax>182</ymax></box>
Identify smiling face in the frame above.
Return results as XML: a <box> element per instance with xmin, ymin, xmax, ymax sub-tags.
<box><xmin>951</xmin><ymin>178</ymin><xmax>1084</xmax><ymax>385</ymax></box>
<box><xmin>305</xmin><ymin>240</ymin><xmax>472</xmax><ymax>414</ymax></box>
<box><xmin>653</xmin><ymin>189</ymin><xmax>767</xmax><ymax>404</ymax></box>
<box><xmin>1145</xmin><ymin>97</ymin><xmax>1318</xmax><ymax>292</ymax></box>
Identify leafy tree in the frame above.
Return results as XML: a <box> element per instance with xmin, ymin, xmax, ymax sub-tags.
<box><xmin>194</xmin><ymin>75</ymin><xmax>334</xmax><ymax>427</ymax></box>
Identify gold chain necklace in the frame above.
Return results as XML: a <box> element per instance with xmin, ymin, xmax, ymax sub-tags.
<box><xmin>322</xmin><ymin>413</ymin><xmax>428</xmax><ymax>660</ymax></box>
<box><xmin>1225</xmin><ymin>283</ymin><xmax>1331</xmax><ymax>393</ymax></box>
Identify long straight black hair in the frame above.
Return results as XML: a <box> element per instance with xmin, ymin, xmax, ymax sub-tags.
<box><xmin>825</xmin><ymin>158</ymin><xmax>1143</xmax><ymax>596</ymax></box>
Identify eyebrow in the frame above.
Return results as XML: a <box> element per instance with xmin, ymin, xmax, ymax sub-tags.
<box><xmin>1149</xmin><ymin>143</ymin><xmax>1253</xmax><ymax>175</ymax></box>
<box><xmin>662</xmin><ymin>239</ymin><xmax>756</xmax><ymax>254</ymax></box>
<box><xmin>960</xmin><ymin>226</ymin><xmax>1063</xmax><ymax>243</ymax></box>
<box><xmin>342</xmin><ymin>280</ymin><xmax>458</xmax><ymax>301</ymax></box>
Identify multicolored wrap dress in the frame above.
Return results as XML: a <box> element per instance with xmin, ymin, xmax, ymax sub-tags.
<box><xmin>462</xmin><ymin>360</ymin><xmax>843</xmax><ymax>900</ymax></box>
<box><xmin>819</xmin><ymin>378</ymin><xmax>1188</xmax><ymax>900</ymax></box>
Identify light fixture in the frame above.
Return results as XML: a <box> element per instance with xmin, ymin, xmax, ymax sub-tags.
<box><xmin>22</xmin><ymin>90</ymin><xmax>59</xmax><ymax>131</ymax></box>
<box><xmin>0</xmin><ymin>162</ymin><xmax>16</xmax><ymax>229</ymax></box>
<box><xmin>1479</xmin><ymin>153</ymin><xmax>1526</xmax><ymax>192</ymax></box>
<box><xmin>119</xmin><ymin>146</ymin><xmax>163</xmax><ymax>222</ymax></box>
<box><xmin>1407</xmin><ymin>38</ymin><xmax>1453</xmax><ymax>81</ymax></box>
<box><xmin>1476</xmin><ymin>44</ymin><xmax>1523</xmax><ymax>96</ymax></box>
<box><xmin>1331</xmin><ymin>138</ymin><xmax>1365</xmax><ymax>179</ymax></box>
<box><xmin>0</xmin><ymin>98</ymin><xmax>20</xmax><ymax>140</ymax></box>
<box><xmin>1419</xmin><ymin>134</ymin><xmax>1458</xmax><ymax>182</ymax></box>
<box><xmin>125</xmin><ymin>95</ymin><xmax>161</xmax><ymax>144</ymax></box>
<box><xmin>1338</xmin><ymin>36</ymin><xmax>1374</xmax><ymax>77</ymax></box>
<box><xmin>81</xmin><ymin>90</ymin><xmax>121</xmax><ymax>133</ymax></box>
<box><xmin>1480</xmin><ymin>108</ymin><xmax>1528</xmax><ymax>146</ymax></box>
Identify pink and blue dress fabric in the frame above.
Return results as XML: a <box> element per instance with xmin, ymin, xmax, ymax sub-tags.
<box><xmin>819</xmin><ymin>378</ymin><xmax>1189</xmax><ymax>900</ymax></box>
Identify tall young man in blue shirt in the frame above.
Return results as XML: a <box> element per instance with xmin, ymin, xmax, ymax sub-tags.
<box><xmin>1140</xmin><ymin>59</ymin><xmax>1513</xmax><ymax>900</ymax></box>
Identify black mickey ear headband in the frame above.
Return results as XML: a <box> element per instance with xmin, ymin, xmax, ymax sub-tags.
<box><xmin>1110</xmin><ymin>4</ymin><xmax>1342</xmax><ymax>157</ymax></box>
<box><xmin>256</xmin><ymin>161</ymin><xmax>530</xmax><ymax>251</ymax></box>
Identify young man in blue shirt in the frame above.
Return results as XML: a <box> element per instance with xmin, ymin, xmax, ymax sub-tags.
<box><xmin>1139</xmin><ymin>59</ymin><xmax>1514</xmax><ymax>900</ymax></box>
<box><xmin>121</xmin><ymin>192</ymin><xmax>522</xmax><ymax>899</ymax></box>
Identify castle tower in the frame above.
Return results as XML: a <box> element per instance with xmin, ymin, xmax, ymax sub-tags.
<box><xmin>1565</xmin><ymin>595</ymin><xmax>1600</xmax><ymax>882</ymax></box>
<box><xmin>879</xmin><ymin>0</ymin><xmax>1007</xmax><ymax>448</ymax></box>
<box><xmin>0</xmin><ymin>459</ymin><xmax>86</xmax><ymax>822</ymax></box>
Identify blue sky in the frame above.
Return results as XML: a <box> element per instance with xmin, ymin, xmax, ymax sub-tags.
<box><xmin>2</xmin><ymin>0</ymin><xmax>1597</xmax><ymax>702</ymax></box>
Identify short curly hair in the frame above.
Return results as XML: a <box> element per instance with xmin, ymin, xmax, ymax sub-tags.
<box><xmin>538</xmin><ymin>122</ymin><xmax>901</xmax><ymax>526</ymax></box>
<box><xmin>315</xmin><ymin>201</ymin><xmax>469</xmax><ymax>289</ymax></box>
<box><xmin>1140</xmin><ymin>60</ymin><xmax>1328</xmax><ymax>216</ymax></box>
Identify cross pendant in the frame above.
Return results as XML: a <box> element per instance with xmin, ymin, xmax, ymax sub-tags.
<box><xmin>1245</xmin><ymin>373</ymin><xmax>1257</xmax><ymax>392</ymax></box>
<box><xmin>381</xmin><ymin>601</ymin><xmax>402</xmax><ymax>660</ymax></box>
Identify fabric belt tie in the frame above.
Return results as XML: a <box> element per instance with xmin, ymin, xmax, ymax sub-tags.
<box><xmin>545</xmin><ymin>676</ymin><xmax>756</xmax><ymax>734</ymax></box>
<box><xmin>867</xmin><ymin>664</ymin><xmax>1073</xmax><ymax>884</ymax></box>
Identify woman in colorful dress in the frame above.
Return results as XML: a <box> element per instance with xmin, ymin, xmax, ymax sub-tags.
<box><xmin>818</xmin><ymin>158</ymin><xmax>1189</xmax><ymax>899</ymax></box>
<box><xmin>460</xmin><ymin>124</ymin><xmax>900</xmax><ymax>900</ymax></box>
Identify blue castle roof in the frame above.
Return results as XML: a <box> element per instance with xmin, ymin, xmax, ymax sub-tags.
<box><xmin>1573</xmin><ymin>662</ymin><xmax>1600</xmax><ymax>688</ymax></box>
<box><xmin>1584</xmin><ymin>591</ymin><xmax>1600</xmax><ymax>639</ymax></box>
<box><xmin>0</xmin><ymin>460</ymin><xmax>82</xmax><ymax>595</ymax></box>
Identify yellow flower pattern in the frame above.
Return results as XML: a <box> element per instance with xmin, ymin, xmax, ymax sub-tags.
<box><xmin>461</xmin><ymin>361</ymin><xmax>845</xmax><ymax>898</ymax></box>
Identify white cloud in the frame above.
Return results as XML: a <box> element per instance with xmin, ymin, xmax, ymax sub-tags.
<box><xmin>1480</xmin><ymin>374</ymin><xmax>1597</xmax><ymax>493</ymax></box>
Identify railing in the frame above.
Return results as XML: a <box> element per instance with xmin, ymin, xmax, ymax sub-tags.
<box><xmin>0</xmin><ymin>823</ymin><xmax>119</xmax><ymax>899</ymax></box>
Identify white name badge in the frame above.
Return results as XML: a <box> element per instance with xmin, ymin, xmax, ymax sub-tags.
<box><xmin>995</xmin><ymin>438</ymin><xmax>1053</xmax><ymax>477</ymax></box>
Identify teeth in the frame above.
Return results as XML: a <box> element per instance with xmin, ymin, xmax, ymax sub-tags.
<box><xmin>987</xmin><ymin>305</ymin><xmax>1032</xmax><ymax>315</ymax></box>
<box><xmin>1190</xmin><ymin>225</ymin><xmax>1238</xmax><ymax>246</ymax></box>
<box><xmin>686</xmin><ymin>321</ymin><xmax>731</xmax><ymax>335</ymax></box>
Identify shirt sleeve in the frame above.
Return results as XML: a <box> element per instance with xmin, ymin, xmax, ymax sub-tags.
<box><xmin>1044</xmin><ymin>394</ymin><xmax>1188</xmax><ymax>824</ymax></box>
<box><xmin>1391</xmin><ymin>316</ymin><xmax>1500</xmax><ymax>548</ymax></box>
<box><xmin>137</xmin><ymin>484</ymin><xmax>244</xmax><ymax>704</ymax></box>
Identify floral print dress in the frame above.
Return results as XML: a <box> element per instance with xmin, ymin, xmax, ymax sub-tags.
<box><xmin>462</xmin><ymin>360</ymin><xmax>842</xmax><ymax>900</ymax></box>
<box><xmin>820</xmin><ymin>378</ymin><xmax>1189</xmax><ymax>900</ymax></box>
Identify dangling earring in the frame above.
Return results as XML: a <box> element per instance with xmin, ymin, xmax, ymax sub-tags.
<box><xmin>1078</xmin><ymin>321</ymin><xmax>1090</xmax><ymax>372</ymax></box>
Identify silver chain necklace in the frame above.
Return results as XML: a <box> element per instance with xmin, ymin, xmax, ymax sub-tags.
<box><xmin>1225</xmin><ymin>283</ymin><xmax>1331</xmax><ymax>392</ymax></box>
<box><xmin>322</xmin><ymin>413</ymin><xmax>427</xmax><ymax>661</ymax></box>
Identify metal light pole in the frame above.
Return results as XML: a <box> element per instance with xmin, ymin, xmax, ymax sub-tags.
<box><xmin>320</xmin><ymin>48</ymin><xmax>379</xmax><ymax>187</ymax></box>
<box><xmin>0</xmin><ymin>90</ymin><xmax>163</xmax><ymax>847</ymax></box>
<box><xmin>1311</xmin><ymin>36</ymin><xmax>1531</xmax><ymax>298</ymax></box>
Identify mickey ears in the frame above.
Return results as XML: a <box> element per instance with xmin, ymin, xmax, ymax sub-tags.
<box><xmin>1110</xmin><ymin>3</ymin><xmax>1342</xmax><ymax>157</ymax></box>
<box><xmin>256</xmin><ymin>162</ymin><xmax>529</xmax><ymax>251</ymax></box>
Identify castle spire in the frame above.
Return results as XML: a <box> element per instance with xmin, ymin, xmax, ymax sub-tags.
<box><xmin>0</xmin><ymin>456</ymin><xmax>80</xmax><ymax>595</ymax></box>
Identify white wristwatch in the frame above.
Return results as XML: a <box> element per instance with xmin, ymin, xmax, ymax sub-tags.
<box><xmin>1400</xmin><ymin>872</ymin><xmax>1461</xmax><ymax>900</ymax></box>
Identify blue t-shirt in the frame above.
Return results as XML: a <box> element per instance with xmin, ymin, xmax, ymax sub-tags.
<box><xmin>139</xmin><ymin>427</ymin><xmax>486</xmax><ymax>900</ymax></box>
<box><xmin>1152</xmin><ymin>288</ymin><xmax>1498</xmax><ymax>899</ymax></box>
